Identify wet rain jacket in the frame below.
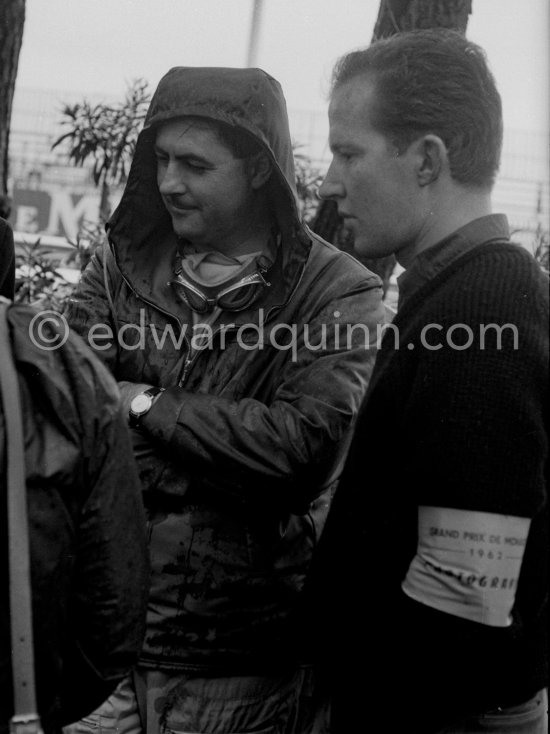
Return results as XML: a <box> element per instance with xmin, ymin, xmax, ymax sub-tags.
<box><xmin>1</xmin><ymin>304</ymin><xmax>149</xmax><ymax>734</ymax></box>
<box><xmin>65</xmin><ymin>66</ymin><xmax>386</xmax><ymax>672</ymax></box>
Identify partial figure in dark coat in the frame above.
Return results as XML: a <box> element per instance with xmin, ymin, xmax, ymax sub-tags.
<box><xmin>0</xmin><ymin>216</ymin><xmax>15</xmax><ymax>299</ymax></box>
<box><xmin>0</xmin><ymin>300</ymin><xmax>150</xmax><ymax>734</ymax></box>
<box><xmin>311</xmin><ymin>28</ymin><xmax>549</xmax><ymax>734</ymax></box>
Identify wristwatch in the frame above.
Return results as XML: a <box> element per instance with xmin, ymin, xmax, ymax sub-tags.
<box><xmin>128</xmin><ymin>386</ymin><xmax>164</xmax><ymax>428</ymax></box>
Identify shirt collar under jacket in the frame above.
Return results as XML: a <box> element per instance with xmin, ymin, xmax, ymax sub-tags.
<box><xmin>397</xmin><ymin>214</ymin><xmax>510</xmax><ymax>309</ymax></box>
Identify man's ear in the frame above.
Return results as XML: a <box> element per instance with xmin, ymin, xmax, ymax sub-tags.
<box><xmin>248</xmin><ymin>152</ymin><xmax>272</xmax><ymax>189</ymax></box>
<box><xmin>414</xmin><ymin>134</ymin><xmax>448</xmax><ymax>187</ymax></box>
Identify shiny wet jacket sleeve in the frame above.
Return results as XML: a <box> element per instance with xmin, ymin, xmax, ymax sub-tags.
<box><xmin>140</xmin><ymin>281</ymin><xmax>385</xmax><ymax>509</ymax></box>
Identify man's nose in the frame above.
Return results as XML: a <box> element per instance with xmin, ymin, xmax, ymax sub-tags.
<box><xmin>158</xmin><ymin>161</ymin><xmax>186</xmax><ymax>194</ymax></box>
<box><xmin>318</xmin><ymin>162</ymin><xmax>345</xmax><ymax>200</ymax></box>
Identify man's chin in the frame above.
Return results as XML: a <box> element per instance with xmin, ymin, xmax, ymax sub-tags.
<box><xmin>352</xmin><ymin>236</ymin><xmax>381</xmax><ymax>259</ymax></box>
<box><xmin>352</xmin><ymin>232</ymin><xmax>397</xmax><ymax>261</ymax></box>
<box><xmin>170</xmin><ymin>218</ymin><xmax>200</xmax><ymax>241</ymax></box>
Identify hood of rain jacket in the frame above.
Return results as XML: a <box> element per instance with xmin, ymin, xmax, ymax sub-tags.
<box><xmin>106</xmin><ymin>66</ymin><xmax>308</xmax><ymax>296</ymax></box>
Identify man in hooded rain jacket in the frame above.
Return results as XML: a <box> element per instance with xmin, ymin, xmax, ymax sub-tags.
<box><xmin>65</xmin><ymin>66</ymin><xmax>386</xmax><ymax>733</ymax></box>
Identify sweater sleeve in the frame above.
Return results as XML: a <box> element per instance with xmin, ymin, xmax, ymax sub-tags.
<box><xmin>400</xmin><ymin>251</ymin><xmax>547</xmax><ymax>727</ymax></box>
<box><xmin>403</xmin><ymin>248</ymin><xmax>548</xmax><ymax>514</ymax></box>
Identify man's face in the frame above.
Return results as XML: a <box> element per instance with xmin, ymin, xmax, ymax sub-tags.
<box><xmin>155</xmin><ymin>118</ymin><xmax>256</xmax><ymax>252</ymax></box>
<box><xmin>319</xmin><ymin>76</ymin><xmax>425</xmax><ymax>262</ymax></box>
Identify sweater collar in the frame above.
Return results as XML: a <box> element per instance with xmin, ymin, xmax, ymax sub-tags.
<box><xmin>397</xmin><ymin>214</ymin><xmax>510</xmax><ymax>309</ymax></box>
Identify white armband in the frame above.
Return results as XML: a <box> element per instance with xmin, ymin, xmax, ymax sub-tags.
<box><xmin>402</xmin><ymin>506</ymin><xmax>530</xmax><ymax>627</ymax></box>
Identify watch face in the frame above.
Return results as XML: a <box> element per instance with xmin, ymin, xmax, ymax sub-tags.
<box><xmin>130</xmin><ymin>393</ymin><xmax>152</xmax><ymax>415</ymax></box>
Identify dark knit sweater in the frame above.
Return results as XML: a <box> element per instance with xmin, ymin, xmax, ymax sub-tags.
<box><xmin>306</xmin><ymin>216</ymin><xmax>549</xmax><ymax>732</ymax></box>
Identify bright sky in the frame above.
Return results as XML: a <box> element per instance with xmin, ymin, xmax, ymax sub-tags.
<box><xmin>15</xmin><ymin>0</ymin><xmax>550</xmax><ymax>136</ymax></box>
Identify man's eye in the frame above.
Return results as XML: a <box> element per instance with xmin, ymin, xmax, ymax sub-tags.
<box><xmin>187</xmin><ymin>162</ymin><xmax>207</xmax><ymax>172</ymax></box>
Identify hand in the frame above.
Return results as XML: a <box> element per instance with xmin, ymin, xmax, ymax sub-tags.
<box><xmin>117</xmin><ymin>381</ymin><xmax>153</xmax><ymax>417</ymax></box>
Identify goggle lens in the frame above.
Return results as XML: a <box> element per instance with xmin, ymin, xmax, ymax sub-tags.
<box><xmin>217</xmin><ymin>281</ymin><xmax>264</xmax><ymax>311</ymax></box>
<box><xmin>172</xmin><ymin>281</ymin><xmax>211</xmax><ymax>314</ymax></box>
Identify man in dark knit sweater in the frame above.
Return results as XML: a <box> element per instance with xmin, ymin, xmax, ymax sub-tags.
<box><xmin>310</xmin><ymin>29</ymin><xmax>548</xmax><ymax>733</ymax></box>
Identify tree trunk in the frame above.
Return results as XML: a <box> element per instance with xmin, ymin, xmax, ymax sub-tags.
<box><xmin>99</xmin><ymin>178</ymin><xmax>112</xmax><ymax>224</ymax></box>
<box><xmin>311</xmin><ymin>0</ymin><xmax>472</xmax><ymax>293</ymax></box>
<box><xmin>373</xmin><ymin>0</ymin><xmax>471</xmax><ymax>38</ymax></box>
<box><xmin>0</xmin><ymin>0</ymin><xmax>26</xmax><ymax>198</ymax></box>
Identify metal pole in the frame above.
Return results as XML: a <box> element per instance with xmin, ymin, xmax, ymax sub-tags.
<box><xmin>246</xmin><ymin>0</ymin><xmax>265</xmax><ymax>67</ymax></box>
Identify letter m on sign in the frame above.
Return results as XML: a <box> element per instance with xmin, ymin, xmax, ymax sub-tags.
<box><xmin>46</xmin><ymin>191</ymin><xmax>99</xmax><ymax>240</ymax></box>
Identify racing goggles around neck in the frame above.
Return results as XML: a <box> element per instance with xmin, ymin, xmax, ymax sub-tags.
<box><xmin>171</xmin><ymin>262</ymin><xmax>271</xmax><ymax>314</ymax></box>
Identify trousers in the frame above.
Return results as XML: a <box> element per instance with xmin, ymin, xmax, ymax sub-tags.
<box><xmin>437</xmin><ymin>688</ymin><xmax>548</xmax><ymax>734</ymax></box>
<box><xmin>63</xmin><ymin>666</ymin><xmax>329</xmax><ymax>734</ymax></box>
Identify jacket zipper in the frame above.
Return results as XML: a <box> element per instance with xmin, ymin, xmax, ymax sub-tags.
<box><xmin>116</xmin><ymin>270</ymin><xmax>193</xmax><ymax>386</ymax></box>
<box><xmin>178</xmin><ymin>352</ymin><xmax>194</xmax><ymax>386</ymax></box>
